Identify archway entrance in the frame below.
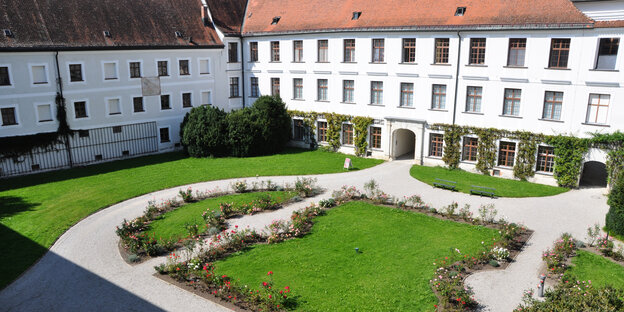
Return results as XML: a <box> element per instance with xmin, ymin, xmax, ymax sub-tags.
<box><xmin>580</xmin><ymin>161</ymin><xmax>608</xmax><ymax>187</ymax></box>
<box><xmin>392</xmin><ymin>129</ymin><xmax>416</xmax><ymax>159</ymax></box>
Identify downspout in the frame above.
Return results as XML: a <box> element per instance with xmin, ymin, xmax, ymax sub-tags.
<box><xmin>240</xmin><ymin>36</ymin><xmax>245</xmax><ymax>108</ymax></box>
<box><xmin>54</xmin><ymin>51</ymin><xmax>73</xmax><ymax>168</ymax></box>
<box><xmin>420</xmin><ymin>125</ymin><xmax>425</xmax><ymax>165</ymax></box>
<box><xmin>452</xmin><ymin>32</ymin><xmax>462</xmax><ymax>125</ymax></box>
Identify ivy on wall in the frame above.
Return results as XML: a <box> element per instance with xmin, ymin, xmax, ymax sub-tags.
<box><xmin>352</xmin><ymin>116</ymin><xmax>374</xmax><ymax>157</ymax></box>
<box><xmin>513</xmin><ymin>131</ymin><xmax>541</xmax><ymax>181</ymax></box>
<box><xmin>441</xmin><ymin>125</ymin><xmax>465</xmax><ymax>169</ymax></box>
<box><xmin>591</xmin><ymin>131</ymin><xmax>624</xmax><ymax>187</ymax></box>
<box><xmin>545</xmin><ymin>136</ymin><xmax>589</xmax><ymax>188</ymax></box>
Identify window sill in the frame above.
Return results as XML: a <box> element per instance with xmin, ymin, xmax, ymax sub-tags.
<box><xmin>182</xmin><ymin>106</ymin><xmax>193</xmax><ymax>109</ymax></box>
<box><xmin>1</xmin><ymin>123</ymin><xmax>18</xmax><ymax>126</ymax></box>
<box><xmin>430</xmin><ymin>63</ymin><xmax>451</xmax><ymax>66</ymax></box>
<box><xmin>315</xmin><ymin>100</ymin><xmax>330</xmax><ymax>103</ymax></box>
<box><xmin>582</xmin><ymin>122</ymin><xmax>610</xmax><ymax>127</ymax></box>
<box><xmin>503</xmin><ymin>66</ymin><xmax>527</xmax><ymax>69</ymax></box>
<box><xmin>199</xmin><ymin>72</ymin><xmax>211</xmax><ymax>75</ymax></box>
<box><xmin>315</xmin><ymin>61</ymin><xmax>330</xmax><ymax>64</ymax></box>
<box><xmin>134</xmin><ymin>110</ymin><xmax>145</xmax><ymax>113</ymax></box>
<box><xmin>291</xmin><ymin>98</ymin><xmax>305</xmax><ymax>101</ymax></box>
<box><xmin>158</xmin><ymin>75</ymin><xmax>170</xmax><ymax>77</ymax></box>
<box><xmin>104</xmin><ymin>78</ymin><xmax>118</xmax><ymax>81</ymax></box>
<box><xmin>0</xmin><ymin>84</ymin><xmax>13</xmax><ymax>87</ymax></box>
<box><xmin>229</xmin><ymin>96</ymin><xmax>241</xmax><ymax>99</ymax></box>
<box><xmin>291</xmin><ymin>61</ymin><xmax>305</xmax><ymax>64</ymax></box>
<box><xmin>429</xmin><ymin>108</ymin><xmax>448</xmax><ymax>112</ymax></box>
<box><xmin>399</xmin><ymin>62</ymin><xmax>418</xmax><ymax>65</ymax></box>
<box><xmin>460</xmin><ymin>160</ymin><xmax>477</xmax><ymax>164</ymax></box>
<box><xmin>425</xmin><ymin>156</ymin><xmax>444</xmax><ymax>160</ymax></box>
<box><xmin>75</xmin><ymin>116</ymin><xmax>88</xmax><ymax>119</ymax></box>
<box><xmin>462</xmin><ymin>111</ymin><xmax>484</xmax><ymax>115</ymax></box>
<box><xmin>269</xmin><ymin>61</ymin><xmax>282</xmax><ymax>63</ymax></box>
<box><xmin>109</xmin><ymin>112</ymin><xmax>121</xmax><ymax>115</ymax></box>
<box><xmin>38</xmin><ymin>119</ymin><xmax>53</xmax><ymax>122</ymax></box>
<box><xmin>397</xmin><ymin>105</ymin><xmax>415</xmax><ymax>109</ymax></box>
<box><xmin>341</xmin><ymin>102</ymin><xmax>357</xmax><ymax>105</ymax></box>
<box><xmin>179</xmin><ymin>74</ymin><xmax>191</xmax><ymax>77</ymax></box>
<box><xmin>465</xmin><ymin>64</ymin><xmax>487</xmax><ymax>67</ymax></box>
<box><xmin>130</xmin><ymin>76</ymin><xmax>142</xmax><ymax>79</ymax></box>
<box><xmin>341</xmin><ymin>62</ymin><xmax>357</xmax><ymax>64</ymax></box>
<box><xmin>544</xmin><ymin>67</ymin><xmax>570</xmax><ymax>70</ymax></box>
<box><xmin>539</xmin><ymin>118</ymin><xmax>563</xmax><ymax>123</ymax></box>
<box><xmin>70</xmin><ymin>80</ymin><xmax>84</xmax><ymax>83</ymax></box>
<box><xmin>227</xmin><ymin>62</ymin><xmax>240</xmax><ymax>64</ymax></box>
<box><xmin>368</xmin><ymin>103</ymin><xmax>384</xmax><ymax>107</ymax></box>
<box><xmin>161</xmin><ymin>108</ymin><xmax>172</xmax><ymax>110</ymax></box>
<box><xmin>499</xmin><ymin>114</ymin><xmax>522</xmax><ymax>119</ymax></box>
<box><xmin>535</xmin><ymin>171</ymin><xmax>554</xmax><ymax>177</ymax></box>
<box><xmin>589</xmin><ymin>68</ymin><xmax>619</xmax><ymax>72</ymax></box>
<box><xmin>369</xmin><ymin>62</ymin><xmax>386</xmax><ymax>64</ymax></box>
<box><xmin>33</xmin><ymin>82</ymin><xmax>48</xmax><ymax>85</ymax></box>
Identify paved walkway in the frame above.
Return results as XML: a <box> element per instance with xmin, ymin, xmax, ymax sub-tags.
<box><xmin>0</xmin><ymin>159</ymin><xmax>609</xmax><ymax>311</ymax></box>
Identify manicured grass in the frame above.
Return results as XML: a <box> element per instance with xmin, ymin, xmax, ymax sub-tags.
<box><xmin>147</xmin><ymin>192</ymin><xmax>294</xmax><ymax>241</ymax></box>
<box><xmin>565</xmin><ymin>250</ymin><xmax>624</xmax><ymax>289</ymax></box>
<box><xmin>215</xmin><ymin>202</ymin><xmax>498</xmax><ymax>311</ymax></box>
<box><xmin>0</xmin><ymin>148</ymin><xmax>382</xmax><ymax>289</ymax></box>
<box><xmin>410</xmin><ymin>165</ymin><xmax>568</xmax><ymax>198</ymax></box>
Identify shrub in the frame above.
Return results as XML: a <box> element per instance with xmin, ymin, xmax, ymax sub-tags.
<box><xmin>180</xmin><ymin>105</ymin><xmax>229</xmax><ymax>157</ymax></box>
<box><xmin>294</xmin><ymin>177</ymin><xmax>318</xmax><ymax>197</ymax></box>
<box><xmin>491</xmin><ymin>246</ymin><xmax>510</xmax><ymax>261</ymax></box>
<box><xmin>179</xmin><ymin>187</ymin><xmax>194</xmax><ymax>203</ymax></box>
<box><xmin>586</xmin><ymin>223</ymin><xmax>601</xmax><ymax>246</ymax></box>
<box><xmin>606</xmin><ymin>173</ymin><xmax>624</xmax><ymax>236</ymax></box>
<box><xmin>596</xmin><ymin>236</ymin><xmax>614</xmax><ymax>256</ymax></box>
<box><xmin>515</xmin><ymin>283</ymin><xmax>624</xmax><ymax>312</ymax></box>
<box><xmin>251</xmin><ymin>95</ymin><xmax>292</xmax><ymax>156</ymax></box>
<box><xmin>231</xmin><ymin>180</ymin><xmax>248</xmax><ymax>193</ymax></box>
<box><xmin>478</xmin><ymin>203</ymin><xmax>497</xmax><ymax>223</ymax></box>
<box><xmin>318</xmin><ymin>198</ymin><xmax>336</xmax><ymax>208</ymax></box>
<box><xmin>442</xmin><ymin>202</ymin><xmax>458</xmax><ymax>217</ymax></box>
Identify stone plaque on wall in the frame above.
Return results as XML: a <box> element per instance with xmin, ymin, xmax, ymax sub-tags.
<box><xmin>141</xmin><ymin>77</ymin><xmax>161</xmax><ymax>96</ymax></box>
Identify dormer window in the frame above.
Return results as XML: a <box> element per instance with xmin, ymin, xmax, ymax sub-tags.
<box><xmin>103</xmin><ymin>30</ymin><xmax>111</xmax><ymax>38</ymax></box>
<box><xmin>455</xmin><ymin>7</ymin><xmax>466</xmax><ymax>16</ymax></box>
<box><xmin>352</xmin><ymin>11</ymin><xmax>362</xmax><ymax>20</ymax></box>
<box><xmin>175</xmin><ymin>31</ymin><xmax>183</xmax><ymax>38</ymax></box>
<box><xmin>271</xmin><ymin>16</ymin><xmax>281</xmax><ymax>25</ymax></box>
<box><xmin>3</xmin><ymin>29</ymin><xmax>13</xmax><ymax>37</ymax></box>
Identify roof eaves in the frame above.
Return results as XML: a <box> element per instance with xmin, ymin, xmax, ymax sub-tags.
<box><xmin>0</xmin><ymin>44</ymin><xmax>225</xmax><ymax>52</ymax></box>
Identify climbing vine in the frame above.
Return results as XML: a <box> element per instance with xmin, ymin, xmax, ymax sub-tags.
<box><xmin>473</xmin><ymin>128</ymin><xmax>498</xmax><ymax>175</ymax></box>
<box><xmin>441</xmin><ymin>125</ymin><xmax>465</xmax><ymax>169</ymax></box>
<box><xmin>545</xmin><ymin>135</ymin><xmax>589</xmax><ymax>188</ymax></box>
<box><xmin>513</xmin><ymin>131</ymin><xmax>543</xmax><ymax>181</ymax></box>
<box><xmin>591</xmin><ymin>131</ymin><xmax>624</xmax><ymax>187</ymax></box>
<box><xmin>288</xmin><ymin>110</ymin><xmax>319</xmax><ymax>147</ymax></box>
<box><xmin>352</xmin><ymin>116</ymin><xmax>374</xmax><ymax>157</ymax></box>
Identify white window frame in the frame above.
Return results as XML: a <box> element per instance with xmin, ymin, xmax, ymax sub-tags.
<box><xmin>127</xmin><ymin>60</ymin><xmax>143</xmax><ymax>79</ymax></box>
<box><xmin>72</xmin><ymin>98</ymin><xmax>90</xmax><ymax>120</ymax></box>
<box><xmin>0</xmin><ymin>63</ymin><xmax>13</xmax><ymax>88</ymax></box>
<box><xmin>159</xmin><ymin>126</ymin><xmax>171</xmax><ymax>144</ymax></box>
<box><xmin>101</xmin><ymin>61</ymin><xmax>119</xmax><ymax>81</ymax></box>
<box><xmin>0</xmin><ymin>104</ymin><xmax>20</xmax><ymax>127</ymax></box>
<box><xmin>34</xmin><ymin>102</ymin><xmax>55</xmax><ymax>124</ymax></box>
<box><xmin>181</xmin><ymin>90</ymin><xmax>193</xmax><ymax>109</ymax></box>
<box><xmin>200</xmin><ymin>90</ymin><xmax>213</xmax><ymax>106</ymax></box>
<box><xmin>160</xmin><ymin>93</ymin><xmax>172</xmax><ymax>110</ymax></box>
<box><xmin>29</xmin><ymin>63</ymin><xmax>50</xmax><ymax>86</ymax></box>
<box><xmin>105</xmin><ymin>96</ymin><xmax>122</xmax><ymax>116</ymax></box>
<box><xmin>131</xmin><ymin>94</ymin><xmax>145</xmax><ymax>115</ymax></box>
<box><xmin>155</xmin><ymin>58</ymin><xmax>170</xmax><ymax>78</ymax></box>
<box><xmin>198</xmin><ymin>58</ymin><xmax>211</xmax><ymax>75</ymax></box>
<box><xmin>67</xmin><ymin>61</ymin><xmax>86</xmax><ymax>84</ymax></box>
<box><xmin>177</xmin><ymin>58</ymin><xmax>192</xmax><ymax>77</ymax></box>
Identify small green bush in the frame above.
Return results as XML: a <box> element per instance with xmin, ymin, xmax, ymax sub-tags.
<box><xmin>606</xmin><ymin>173</ymin><xmax>624</xmax><ymax>236</ymax></box>
<box><xmin>181</xmin><ymin>105</ymin><xmax>229</xmax><ymax>157</ymax></box>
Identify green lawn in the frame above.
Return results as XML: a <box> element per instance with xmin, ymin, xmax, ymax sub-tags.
<box><xmin>147</xmin><ymin>192</ymin><xmax>294</xmax><ymax>241</ymax></box>
<box><xmin>215</xmin><ymin>202</ymin><xmax>498</xmax><ymax>311</ymax></box>
<box><xmin>0</xmin><ymin>148</ymin><xmax>382</xmax><ymax>289</ymax></box>
<box><xmin>410</xmin><ymin>165</ymin><xmax>568</xmax><ymax>198</ymax></box>
<box><xmin>565</xmin><ymin>250</ymin><xmax>624</xmax><ymax>289</ymax></box>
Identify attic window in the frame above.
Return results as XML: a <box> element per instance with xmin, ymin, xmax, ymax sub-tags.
<box><xmin>271</xmin><ymin>16</ymin><xmax>281</xmax><ymax>25</ymax></box>
<box><xmin>103</xmin><ymin>31</ymin><xmax>111</xmax><ymax>38</ymax></box>
<box><xmin>352</xmin><ymin>11</ymin><xmax>362</xmax><ymax>20</ymax></box>
<box><xmin>455</xmin><ymin>7</ymin><xmax>466</xmax><ymax>16</ymax></box>
<box><xmin>175</xmin><ymin>31</ymin><xmax>183</xmax><ymax>38</ymax></box>
<box><xmin>3</xmin><ymin>29</ymin><xmax>13</xmax><ymax>37</ymax></box>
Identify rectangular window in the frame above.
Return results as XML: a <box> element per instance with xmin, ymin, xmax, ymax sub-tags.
<box><xmin>158</xmin><ymin>61</ymin><xmax>169</xmax><ymax>76</ymax></box>
<box><xmin>402</xmin><ymin>38</ymin><xmax>416</xmax><ymax>63</ymax></box>
<box><xmin>435</xmin><ymin>38</ymin><xmax>450</xmax><ymax>64</ymax></box>
<box><xmin>342</xmin><ymin>124</ymin><xmax>354</xmax><ymax>145</ymax></box>
<box><xmin>293</xmin><ymin>119</ymin><xmax>305</xmax><ymax>141</ymax></box>
<box><xmin>228</xmin><ymin>42</ymin><xmax>238</xmax><ymax>63</ymax></box>
<box><xmin>432</xmin><ymin>84</ymin><xmax>447</xmax><ymax>110</ymax></box>
<box><xmin>199</xmin><ymin>59</ymin><xmax>210</xmax><ymax>74</ymax></box>
<box><xmin>462</xmin><ymin>137</ymin><xmax>478</xmax><ymax>162</ymax></box>
<box><xmin>537</xmin><ymin>146</ymin><xmax>555</xmax><ymax>173</ymax></box>
<box><xmin>74</xmin><ymin>101</ymin><xmax>87</xmax><ymax>118</ymax></box>
<box><xmin>103</xmin><ymin>63</ymin><xmax>117</xmax><ymax>80</ymax></box>
<box><xmin>271</xmin><ymin>41</ymin><xmax>280</xmax><ymax>62</ymax></box>
<box><xmin>596</xmin><ymin>38</ymin><xmax>619</xmax><ymax>70</ymax></box>
<box><xmin>469</xmin><ymin>38</ymin><xmax>486</xmax><ymax>65</ymax></box>
<box><xmin>249</xmin><ymin>42</ymin><xmax>259</xmax><ymax>62</ymax></box>
<box><xmin>250</xmin><ymin>77</ymin><xmax>259</xmax><ymax>97</ymax></box>
<box><xmin>293</xmin><ymin>78</ymin><xmax>303</xmax><ymax>99</ymax></box>
<box><xmin>79</xmin><ymin>130</ymin><xmax>89</xmax><ymax>138</ymax></box>
<box><xmin>0</xmin><ymin>67</ymin><xmax>10</xmax><ymax>85</ymax></box>
<box><xmin>230</xmin><ymin>77</ymin><xmax>240</xmax><ymax>97</ymax></box>
<box><xmin>400</xmin><ymin>83</ymin><xmax>414</xmax><ymax>107</ymax></box>
<box><xmin>129</xmin><ymin>62</ymin><xmax>141</xmax><ymax>78</ymax></box>
<box><xmin>549</xmin><ymin>39</ymin><xmax>571</xmax><ymax>69</ymax></box>
<box><xmin>113</xmin><ymin>126</ymin><xmax>122</xmax><ymax>134</ymax></box>
<box><xmin>133</xmin><ymin>97</ymin><xmax>144</xmax><ymax>112</ymax></box>
<box><xmin>1</xmin><ymin>107</ymin><xmax>17</xmax><ymax>126</ymax></box>
<box><xmin>370</xmin><ymin>126</ymin><xmax>382</xmax><ymax>149</ymax></box>
<box><xmin>37</xmin><ymin>104</ymin><xmax>52</xmax><ymax>122</ymax></box>
<box><xmin>344</xmin><ymin>39</ymin><xmax>356</xmax><ymax>62</ymax></box>
<box><xmin>32</xmin><ymin>65</ymin><xmax>47</xmax><ymax>84</ymax></box>
<box><xmin>343</xmin><ymin>80</ymin><xmax>354</xmax><ymax>103</ymax></box>
<box><xmin>498</xmin><ymin>141</ymin><xmax>516</xmax><ymax>167</ymax></box>
<box><xmin>293</xmin><ymin>40</ymin><xmax>303</xmax><ymax>62</ymax></box>
<box><xmin>542</xmin><ymin>91</ymin><xmax>563</xmax><ymax>120</ymax></box>
<box><xmin>317</xmin><ymin>79</ymin><xmax>328</xmax><ymax>101</ymax></box>
<box><xmin>161</xmin><ymin>94</ymin><xmax>171</xmax><ymax>110</ymax></box>
<box><xmin>108</xmin><ymin>98</ymin><xmax>121</xmax><ymax>115</ymax></box>
<box><xmin>159</xmin><ymin>127</ymin><xmax>170</xmax><ymax>143</ymax></box>
<box><xmin>507</xmin><ymin>38</ymin><xmax>527</xmax><ymax>67</ymax></box>
<box><xmin>201</xmin><ymin>91</ymin><xmax>211</xmax><ymax>105</ymax></box>
<box><xmin>69</xmin><ymin>64</ymin><xmax>83</xmax><ymax>82</ymax></box>
<box><xmin>318</xmin><ymin>40</ymin><xmax>328</xmax><ymax>62</ymax></box>
<box><xmin>371</xmin><ymin>81</ymin><xmax>383</xmax><ymax>105</ymax></box>
<box><xmin>182</xmin><ymin>93</ymin><xmax>192</xmax><ymax>108</ymax></box>
<box><xmin>586</xmin><ymin>93</ymin><xmax>610</xmax><ymax>124</ymax></box>
<box><xmin>271</xmin><ymin>78</ymin><xmax>280</xmax><ymax>96</ymax></box>
<box><xmin>503</xmin><ymin>88</ymin><xmax>521</xmax><ymax>116</ymax></box>
<box><xmin>466</xmin><ymin>86</ymin><xmax>482</xmax><ymax>112</ymax></box>
<box><xmin>179</xmin><ymin>60</ymin><xmax>190</xmax><ymax>75</ymax></box>
<box><xmin>429</xmin><ymin>133</ymin><xmax>444</xmax><ymax>157</ymax></box>
<box><xmin>317</xmin><ymin>121</ymin><xmax>328</xmax><ymax>142</ymax></box>
<box><xmin>372</xmin><ymin>39</ymin><xmax>384</xmax><ymax>63</ymax></box>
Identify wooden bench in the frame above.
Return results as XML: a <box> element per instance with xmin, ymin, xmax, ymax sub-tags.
<box><xmin>433</xmin><ymin>178</ymin><xmax>457</xmax><ymax>191</ymax></box>
<box><xmin>470</xmin><ymin>185</ymin><xmax>496</xmax><ymax>197</ymax></box>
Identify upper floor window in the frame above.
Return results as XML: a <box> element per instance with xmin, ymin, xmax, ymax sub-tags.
<box><xmin>250</xmin><ymin>77</ymin><xmax>259</xmax><ymax>97</ymax></box>
<box><xmin>542</xmin><ymin>91</ymin><xmax>563</xmax><ymax>120</ymax></box>
<box><xmin>249</xmin><ymin>42</ymin><xmax>259</xmax><ymax>62</ymax></box>
<box><xmin>103</xmin><ymin>62</ymin><xmax>118</xmax><ymax>80</ymax></box>
<box><xmin>158</xmin><ymin>60</ymin><xmax>169</xmax><ymax>76</ymax></box>
<box><xmin>432</xmin><ymin>84</ymin><xmax>446</xmax><ymax>110</ymax></box>
<box><xmin>586</xmin><ymin>93</ymin><xmax>609</xmax><ymax>125</ymax></box>
<box><xmin>1</xmin><ymin>107</ymin><xmax>17</xmax><ymax>126</ymax></box>
<box><xmin>536</xmin><ymin>146</ymin><xmax>555</xmax><ymax>173</ymax></box>
<box><xmin>344</xmin><ymin>39</ymin><xmax>356</xmax><ymax>62</ymax></box>
<box><xmin>293</xmin><ymin>78</ymin><xmax>303</xmax><ymax>99</ymax></box>
<box><xmin>74</xmin><ymin>101</ymin><xmax>88</xmax><ymax>118</ymax></box>
<box><xmin>129</xmin><ymin>62</ymin><xmax>141</xmax><ymax>78</ymax></box>
<box><xmin>400</xmin><ymin>83</ymin><xmax>414</xmax><ymax>107</ymax></box>
<box><xmin>199</xmin><ymin>59</ymin><xmax>210</xmax><ymax>74</ymax></box>
<box><xmin>462</xmin><ymin>137</ymin><xmax>478</xmax><ymax>162</ymax></box>
<box><xmin>466</xmin><ymin>86</ymin><xmax>482</xmax><ymax>113</ymax></box>
<box><xmin>32</xmin><ymin>65</ymin><xmax>48</xmax><ymax>84</ymax></box>
<box><xmin>507</xmin><ymin>38</ymin><xmax>526</xmax><ymax>67</ymax></box>
<box><xmin>343</xmin><ymin>80</ymin><xmax>354</xmax><ymax>103</ymax></box>
<box><xmin>317</xmin><ymin>121</ymin><xmax>328</xmax><ymax>142</ymax></box>
<box><xmin>0</xmin><ymin>67</ymin><xmax>10</xmax><ymax>85</ymax></box>
<box><xmin>293</xmin><ymin>40</ymin><xmax>303</xmax><ymax>62</ymax></box>
<box><xmin>37</xmin><ymin>104</ymin><xmax>52</xmax><ymax>122</ymax></box>
<box><xmin>228</xmin><ymin>42</ymin><xmax>238</xmax><ymax>63</ymax></box>
<box><xmin>107</xmin><ymin>98</ymin><xmax>121</xmax><ymax>115</ymax></box>
<box><xmin>69</xmin><ymin>64</ymin><xmax>83</xmax><ymax>82</ymax></box>
<box><xmin>502</xmin><ymin>88</ymin><xmax>521</xmax><ymax>116</ymax></box>
<box><xmin>370</xmin><ymin>126</ymin><xmax>382</xmax><ymax>149</ymax></box>
<box><xmin>402</xmin><ymin>38</ymin><xmax>416</xmax><ymax>63</ymax></box>
<box><xmin>372</xmin><ymin>39</ymin><xmax>384</xmax><ymax>63</ymax></box>
<box><xmin>133</xmin><ymin>97</ymin><xmax>144</xmax><ymax>112</ymax></box>
<box><xmin>429</xmin><ymin>133</ymin><xmax>444</xmax><ymax>157</ymax></box>
<box><xmin>548</xmin><ymin>39</ymin><xmax>570</xmax><ymax>69</ymax></box>
<box><xmin>498</xmin><ymin>141</ymin><xmax>516</xmax><ymax>167</ymax></box>
<box><xmin>370</xmin><ymin>81</ymin><xmax>383</xmax><ymax>105</ymax></box>
<box><xmin>469</xmin><ymin>38</ymin><xmax>486</xmax><ymax>65</ymax></box>
<box><xmin>161</xmin><ymin>94</ymin><xmax>171</xmax><ymax>110</ymax></box>
<box><xmin>596</xmin><ymin>38</ymin><xmax>619</xmax><ymax>70</ymax></box>
<box><xmin>318</xmin><ymin>40</ymin><xmax>328</xmax><ymax>63</ymax></box>
<box><xmin>271</xmin><ymin>41</ymin><xmax>280</xmax><ymax>62</ymax></box>
<box><xmin>179</xmin><ymin>60</ymin><xmax>190</xmax><ymax>76</ymax></box>
<box><xmin>182</xmin><ymin>92</ymin><xmax>192</xmax><ymax>108</ymax></box>
<box><xmin>201</xmin><ymin>91</ymin><xmax>212</xmax><ymax>105</ymax></box>
<box><xmin>434</xmin><ymin>38</ymin><xmax>450</xmax><ymax>64</ymax></box>
<box><xmin>317</xmin><ymin>79</ymin><xmax>328</xmax><ymax>101</ymax></box>
<box><xmin>271</xmin><ymin>77</ymin><xmax>280</xmax><ymax>96</ymax></box>
<box><xmin>229</xmin><ymin>77</ymin><xmax>240</xmax><ymax>98</ymax></box>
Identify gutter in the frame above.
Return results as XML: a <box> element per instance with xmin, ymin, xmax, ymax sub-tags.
<box><xmin>452</xmin><ymin>32</ymin><xmax>461</xmax><ymax>125</ymax></box>
<box><xmin>0</xmin><ymin>45</ymin><xmax>224</xmax><ymax>53</ymax></box>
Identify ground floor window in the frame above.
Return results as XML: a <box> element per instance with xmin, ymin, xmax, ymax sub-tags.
<box><xmin>342</xmin><ymin>124</ymin><xmax>354</xmax><ymax>145</ymax></box>
<box><xmin>317</xmin><ymin>121</ymin><xmax>327</xmax><ymax>142</ymax></box>
<box><xmin>1</xmin><ymin>107</ymin><xmax>17</xmax><ymax>126</ymax></box>
<box><xmin>498</xmin><ymin>141</ymin><xmax>516</xmax><ymax>167</ymax></box>
<box><xmin>370</xmin><ymin>126</ymin><xmax>382</xmax><ymax>149</ymax></box>
<box><xmin>293</xmin><ymin>119</ymin><xmax>305</xmax><ymax>141</ymax></box>
<box><xmin>159</xmin><ymin>127</ymin><xmax>170</xmax><ymax>143</ymax></box>
<box><xmin>429</xmin><ymin>133</ymin><xmax>443</xmax><ymax>157</ymax></box>
<box><xmin>536</xmin><ymin>146</ymin><xmax>555</xmax><ymax>173</ymax></box>
<box><xmin>462</xmin><ymin>137</ymin><xmax>478</xmax><ymax>161</ymax></box>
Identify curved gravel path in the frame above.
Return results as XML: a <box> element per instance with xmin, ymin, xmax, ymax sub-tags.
<box><xmin>0</xmin><ymin>159</ymin><xmax>609</xmax><ymax>311</ymax></box>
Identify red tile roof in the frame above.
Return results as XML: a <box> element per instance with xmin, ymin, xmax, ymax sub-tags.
<box><xmin>243</xmin><ymin>0</ymin><xmax>593</xmax><ymax>34</ymax></box>
<box><xmin>206</xmin><ymin>0</ymin><xmax>248</xmax><ymax>36</ymax></box>
<box><xmin>594</xmin><ymin>20</ymin><xmax>624</xmax><ymax>28</ymax></box>
<box><xmin>0</xmin><ymin>0</ymin><xmax>222</xmax><ymax>51</ymax></box>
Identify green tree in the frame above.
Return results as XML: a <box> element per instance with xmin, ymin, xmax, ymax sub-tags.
<box><xmin>180</xmin><ymin>106</ymin><xmax>229</xmax><ymax>157</ymax></box>
<box><xmin>606</xmin><ymin>173</ymin><xmax>624</xmax><ymax>236</ymax></box>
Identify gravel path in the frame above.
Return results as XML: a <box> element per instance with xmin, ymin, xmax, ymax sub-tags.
<box><xmin>0</xmin><ymin>159</ymin><xmax>609</xmax><ymax>311</ymax></box>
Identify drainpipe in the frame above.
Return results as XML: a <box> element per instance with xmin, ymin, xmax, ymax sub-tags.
<box><xmin>54</xmin><ymin>51</ymin><xmax>73</xmax><ymax>168</ymax></box>
<box><xmin>452</xmin><ymin>32</ymin><xmax>462</xmax><ymax>125</ymax></box>
<box><xmin>240</xmin><ymin>37</ymin><xmax>246</xmax><ymax>108</ymax></box>
<box><xmin>420</xmin><ymin>125</ymin><xmax>425</xmax><ymax>165</ymax></box>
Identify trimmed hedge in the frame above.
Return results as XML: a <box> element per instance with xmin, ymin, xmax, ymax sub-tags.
<box><xmin>606</xmin><ymin>173</ymin><xmax>624</xmax><ymax>236</ymax></box>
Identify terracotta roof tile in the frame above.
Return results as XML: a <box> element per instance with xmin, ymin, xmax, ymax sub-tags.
<box><xmin>594</xmin><ymin>20</ymin><xmax>624</xmax><ymax>28</ymax></box>
<box><xmin>0</xmin><ymin>0</ymin><xmax>222</xmax><ymax>50</ymax></box>
<box><xmin>206</xmin><ymin>0</ymin><xmax>247</xmax><ymax>35</ymax></box>
<box><xmin>243</xmin><ymin>0</ymin><xmax>593</xmax><ymax>34</ymax></box>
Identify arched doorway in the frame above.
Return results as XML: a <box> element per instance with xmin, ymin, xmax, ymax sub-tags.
<box><xmin>392</xmin><ymin>129</ymin><xmax>416</xmax><ymax>159</ymax></box>
<box><xmin>580</xmin><ymin>161</ymin><xmax>608</xmax><ymax>187</ymax></box>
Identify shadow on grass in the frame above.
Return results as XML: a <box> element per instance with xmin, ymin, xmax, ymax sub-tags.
<box><xmin>0</xmin><ymin>196</ymin><xmax>40</xmax><ymax>218</ymax></box>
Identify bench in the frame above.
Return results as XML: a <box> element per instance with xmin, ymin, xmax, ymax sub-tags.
<box><xmin>470</xmin><ymin>185</ymin><xmax>496</xmax><ymax>198</ymax></box>
<box><xmin>433</xmin><ymin>178</ymin><xmax>457</xmax><ymax>191</ymax></box>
